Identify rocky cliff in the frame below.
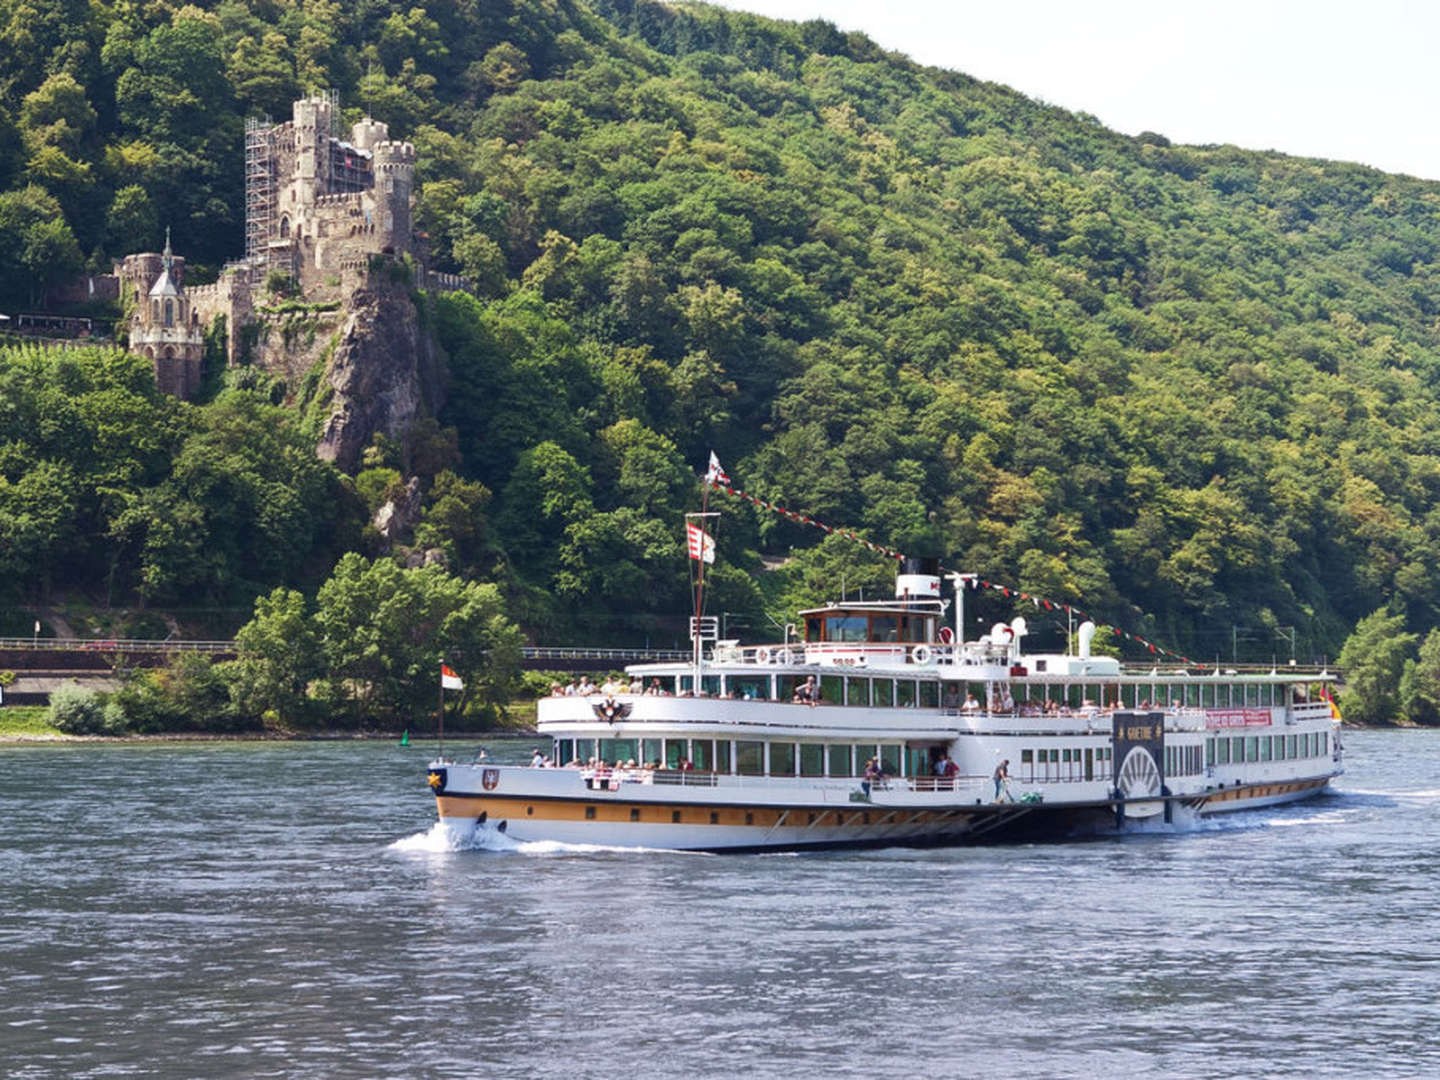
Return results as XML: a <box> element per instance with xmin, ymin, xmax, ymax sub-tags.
<box><xmin>313</xmin><ymin>276</ymin><xmax>443</xmax><ymax>473</ymax></box>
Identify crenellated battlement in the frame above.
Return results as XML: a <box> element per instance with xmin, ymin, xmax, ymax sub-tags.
<box><xmin>314</xmin><ymin>191</ymin><xmax>367</xmax><ymax>208</ymax></box>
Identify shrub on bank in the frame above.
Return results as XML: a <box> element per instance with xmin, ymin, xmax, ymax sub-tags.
<box><xmin>49</xmin><ymin>685</ymin><xmax>127</xmax><ymax>735</ymax></box>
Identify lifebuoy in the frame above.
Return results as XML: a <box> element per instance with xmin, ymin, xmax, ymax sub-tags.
<box><xmin>755</xmin><ymin>647</ymin><xmax>772</xmax><ymax>664</ymax></box>
<box><xmin>912</xmin><ymin>645</ymin><xmax>931</xmax><ymax>664</ymax></box>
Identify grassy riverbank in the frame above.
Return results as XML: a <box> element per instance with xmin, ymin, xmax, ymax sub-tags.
<box><xmin>0</xmin><ymin>707</ymin><xmax>65</xmax><ymax>738</ymax></box>
<box><xmin>0</xmin><ymin>700</ymin><xmax>539</xmax><ymax>741</ymax></box>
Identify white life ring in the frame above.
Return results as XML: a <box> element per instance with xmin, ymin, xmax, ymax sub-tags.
<box><xmin>755</xmin><ymin>647</ymin><xmax>772</xmax><ymax>664</ymax></box>
<box><xmin>912</xmin><ymin>645</ymin><xmax>931</xmax><ymax>664</ymax></box>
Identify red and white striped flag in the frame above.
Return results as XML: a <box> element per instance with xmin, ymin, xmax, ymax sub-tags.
<box><xmin>686</xmin><ymin>522</ymin><xmax>715</xmax><ymax>564</ymax></box>
<box><xmin>440</xmin><ymin>664</ymin><xmax>463</xmax><ymax>690</ymax></box>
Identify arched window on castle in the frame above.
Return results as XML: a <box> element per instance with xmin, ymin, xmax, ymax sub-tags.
<box><xmin>164</xmin><ymin>299</ymin><xmax>174</xmax><ymax>327</ymax></box>
<box><xmin>280</xmin><ymin>216</ymin><xmax>291</xmax><ymax>238</ymax></box>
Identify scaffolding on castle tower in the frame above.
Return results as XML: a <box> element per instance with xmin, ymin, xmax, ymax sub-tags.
<box><xmin>244</xmin><ymin>116</ymin><xmax>276</xmax><ymax>267</ymax></box>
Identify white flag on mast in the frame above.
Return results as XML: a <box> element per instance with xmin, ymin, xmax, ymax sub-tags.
<box><xmin>705</xmin><ymin>451</ymin><xmax>730</xmax><ymax>486</ymax></box>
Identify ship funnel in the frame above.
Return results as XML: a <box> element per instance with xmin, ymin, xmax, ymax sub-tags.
<box><xmin>895</xmin><ymin>556</ymin><xmax>940</xmax><ymax>600</ymax></box>
<box><xmin>1077</xmin><ymin>620</ymin><xmax>1096</xmax><ymax>659</ymax></box>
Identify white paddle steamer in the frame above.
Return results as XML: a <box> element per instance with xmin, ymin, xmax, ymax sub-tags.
<box><xmin>427</xmin><ymin>559</ymin><xmax>1342</xmax><ymax>851</ymax></box>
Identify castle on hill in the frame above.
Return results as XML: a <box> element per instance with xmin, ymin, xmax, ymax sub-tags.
<box><xmin>116</xmin><ymin>93</ymin><xmax>461</xmax><ymax>399</ymax></box>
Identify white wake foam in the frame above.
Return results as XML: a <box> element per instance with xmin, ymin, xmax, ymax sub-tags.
<box><xmin>389</xmin><ymin>820</ymin><xmax>703</xmax><ymax>856</ymax></box>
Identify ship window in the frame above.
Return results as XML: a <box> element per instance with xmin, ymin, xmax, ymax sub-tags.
<box><xmin>880</xmin><ymin>744</ymin><xmax>902</xmax><ymax>777</ymax></box>
<box><xmin>600</xmin><ymin>738</ymin><xmax>637</xmax><ymax>764</ymax></box>
<box><xmin>873</xmin><ymin>679</ymin><xmax>894</xmax><ymax>707</ymax></box>
<box><xmin>870</xmin><ymin>616</ymin><xmax>898</xmax><ymax>642</ymax></box>
<box><xmin>846</xmin><ymin>678</ymin><xmax>870</xmax><ymax>707</ymax></box>
<box><xmin>717</xmin><ymin>740</ymin><xmax>731</xmax><ymax>774</ymax></box>
<box><xmin>1260</xmin><ymin>737</ymin><xmax>1272</xmax><ymax>762</ymax></box>
<box><xmin>576</xmin><ymin>738</ymin><xmax>595</xmax><ymax>763</ymax></box>
<box><xmin>557</xmin><ymin>739</ymin><xmax>574</xmax><ymax>765</ymax></box>
<box><xmin>820</xmin><ymin>674</ymin><xmax>843</xmax><ymax>706</ymax></box>
<box><xmin>672</xmin><ymin>810</ymin><xmax>682</xmax><ymax>823</ymax></box>
<box><xmin>665</xmin><ymin>739</ymin><xmax>685</xmax><ymax>769</ymax></box>
<box><xmin>692</xmin><ymin>740</ymin><xmax>714</xmax><ymax>771</ymax></box>
<box><xmin>825</xmin><ymin>615</ymin><xmax>869</xmax><ymax>642</ymax></box>
<box><xmin>919</xmin><ymin>681</ymin><xmax>939</xmax><ymax>709</ymax></box>
<box><xmin>729</xmin><ymin>675</ymin><xmax>769</xmax><ymax>700</ymax></box>
<box><xmin>1201</xmin><ymin>684</ymin><xmax>1214</xmax><ymax>708</ymax></box>
<box><xmin>941</xmin><ymin>683</ymin><xmax>961</xmax><ymax>710</ymax></box>
<box><xmin>630</xmin><ymin>808</ymin><xmax>641</xmax><ymax>822</ymax></box>
<box><xmin>895</xmin><ymin>680</ymin><xmax>916</xmax><ymax>708</ymax></box>
<box><xmin>770</xmin><ymin>742</ymin><xmax>796</xmax><ymax>776</ymax></box>
<box><xmin>1186</xmin><ymin>684</ymin><xmax>1199</xmax><ymax>707</ymax></box>
<box><xmin>800</xmin><ymin>744</ymin><xmax>824</xmax><ymax>776</ymax></box>
<box><xmin>1021</xmin><ymin>748</ymin><xmax>1034</xmax><ymax>781</ymax></box>
<box><xmin>710</xmin><ymin>811</ymin><xmax>719</xmax><ymax>824</ymax></box>
<box><xmin>828</xmin><ymin>745</ymin><xmax>852</xmax><ymax>777</ymax></box>
<box><xmin>701</xmin><ymin>675</ymin><xmax>721</xmax><ymax>697</ymax></box>
<box><xmin>1245</xmin><ymin>736</ymin><xmax>1258</xmax><ymax>762</ymax></box>
<box><xmin>736</xmin><ymin>741</ymin><xmax>764</xmax><ymax>775</ymax></box>
<box><xmin>805</xmin><ymin>617</ymin><xmax>822</xmax><ymax>641</ymax></box>
<box><xmin>642</xmin><ymin>739</ymin><xmax>661</xmax><ymax>767</ymax></box>
<box><xmin>1206</xmin><ymin>738</ymin><xmax>1214</xmax><ymax>766</ymax></box>
<box><xmin>585</xmin><ymin>806</ymin><xmax>596</xmax><ymax>819</ymax></box>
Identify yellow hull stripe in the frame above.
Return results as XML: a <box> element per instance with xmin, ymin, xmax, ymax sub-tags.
<box><xmin>1197</xmin><ymin>778</ymin><xmax>1328</xmax><ymax>805</ymax></box>
<box><xmin>435</xmin><ymin>794</ymin><xmax>973</xmax><ymax>830</ymax></box>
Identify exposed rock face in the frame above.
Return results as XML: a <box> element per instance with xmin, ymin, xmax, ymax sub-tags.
<box><xmin>373</xmin><ymin>477</ymin><xmax>423</xmax><ymax>540</ymax></box>
<box><xmin>316</xmin><ymin>279</ymin><xmax>442</xmax><ymax>473</ymax></box>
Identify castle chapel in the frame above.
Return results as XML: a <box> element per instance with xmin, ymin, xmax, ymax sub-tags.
<box><xmin>116</xmin><ymin>93</ymin><xmax>446</xmax><ymax>398</ymax></box>
<box><xmin>124</xmin><ymin>229</ymin><xmax>204</xmax><ymax>398</ymax></box>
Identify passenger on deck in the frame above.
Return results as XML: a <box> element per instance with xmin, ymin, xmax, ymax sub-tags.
<box><xmin>530</xmin><ymin>749</ymin><xmax>546</xmax><ymax>767</ymax></box>
<box><xmin>550</xmin><ymin>683</ymin><xmax>565</xmax><ymax>697</ymax></box>
<box><xmin>993</xmin><ymin>759</ymin><xmax>1010</xmax><ymax>801</ymax></box>
<box><xmin>793</xmin><ymin>676</ymin><xmax>820</xmax><ymax>706</ymax></box>
<box><xmin>645</xmin><ymin>679</ymin><xmax>664</xmax><ymax>696</ymax></box>
<box><xmin>577</xmin><ymin>675</ymin><xmax>598</xmax><ymax>695</ymax></box>
<box><xmin>962</xmin><ymin>692</ymin><xmax>981</xmax><ymax>713</ymax></box>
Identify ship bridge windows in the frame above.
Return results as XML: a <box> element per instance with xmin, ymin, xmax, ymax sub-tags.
<box><xmin>825</xmin><ymin>615</ymin><xmax>869</xmax><ymax>642</ymax></box>
<box><xmin>871</xmin><ymin>616</ymin><xmax>898</xmax><ymax>642</ymax></box>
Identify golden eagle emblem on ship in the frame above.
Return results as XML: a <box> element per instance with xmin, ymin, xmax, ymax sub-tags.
<box><xmin>592</xmin><ymin>697</ymin><xmax>632</xmax><ymax>723</ymax></box>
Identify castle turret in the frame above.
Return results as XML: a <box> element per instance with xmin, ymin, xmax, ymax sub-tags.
<box><xmin>292</xmin><ymin>95</ymin><xmax>334</xmax><ymax>209</ymax></box>
<box><xmin>373</xmin><ymin>139</ymin><xmax>415</xmax><ymax>253</ymax></box>
<box><xmin>127</xmin><ymin>228</ymin><xmax>204</xmax><ymax>399</ymax></box>
<box><xmin>351</xmin><ymin>117</ymin><xmax>389</xmax><ymax>153</ymax></box>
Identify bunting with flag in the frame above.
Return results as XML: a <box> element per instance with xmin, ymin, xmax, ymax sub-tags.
<box><xmin>704</xmin><ymin>463</ymin><xmax>1197</xmax><ymax>665</ymax></box>
<box><xmin>686</xmin><ymin>522</ymin><xmax>716</xmax><ymax>564</ymax></box>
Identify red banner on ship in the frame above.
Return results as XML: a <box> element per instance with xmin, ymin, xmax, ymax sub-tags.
<box><xmin>1204</xmin><ymin>708</ymin><xmax>1271</xmax><ymax>727</ymax></box>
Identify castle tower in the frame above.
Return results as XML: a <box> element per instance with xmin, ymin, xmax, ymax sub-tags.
<box><xmin>372</xmin><ymin>139</ymin><xmax>415</xmax><ymax>254</ymax></box>
<box><xmin>126</xmin><ymin>228</ymin><xmax>204</xmax><ymax>399</ymax></box>
<box><xmin>291</xmin><ymin>94</ymin><xmax>334</xmax><ymax>212</ymax></box>
<box><xmin>351</xmin><ymin>116</ymin><xmax>389</xmax><ymax>154</ymax></box>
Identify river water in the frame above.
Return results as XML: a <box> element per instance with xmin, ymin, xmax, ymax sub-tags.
<box><xmin>0</xmin><ymin>729</ymin><xmax>1435</xmax><ymax>1079</ymax></box>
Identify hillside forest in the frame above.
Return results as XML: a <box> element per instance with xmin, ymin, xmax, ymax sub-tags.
<box><xmin>5</xmin><ymin>0</ymin><xmax>1440</xmax><ymax>726</ymax></box>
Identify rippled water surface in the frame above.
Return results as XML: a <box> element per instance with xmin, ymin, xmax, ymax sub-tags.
<box><xmin>2</xmin><ymin>730</ymin><xmax>1437</xmax><ymax>1078</ymax></box>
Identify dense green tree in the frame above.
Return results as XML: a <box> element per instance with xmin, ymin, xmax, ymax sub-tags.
<box><xmin>1337</xmin><ymin>608</ymin><xmax>1415</xmax><ymax>726</ymax></box>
